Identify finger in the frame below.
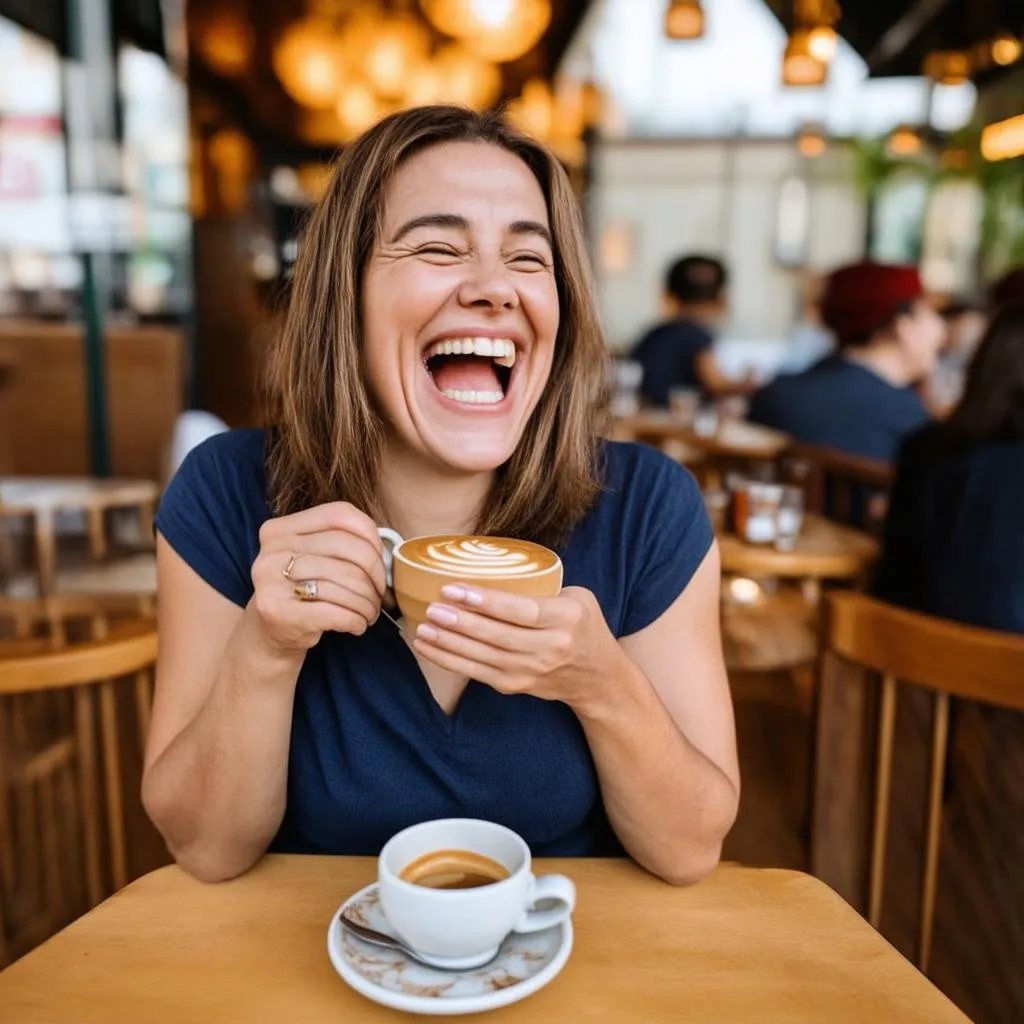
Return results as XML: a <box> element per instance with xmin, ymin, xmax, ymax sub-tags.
<box><xmin>287</xmin><ymin>577</ymin><xmax>381</xmax><ymax>626</ymax></box>
<box><xmin>278</xmin><ymin>532</ymin><xmax>387</xmax><ymax>597</ymax></box>
<box><xmin>283</xmin><ymin>552</ymin><xmax>385</xmax><ymax>603</ymax></box>
<box><xmin>435</xmin><ymin>585</ymin><xmax>567</xmax><ymax>629</ymax></box>
<box><xmin>301</xmin><ymin>601</ymin><xmax>374</xmax><ymax>636</ymax></box>
<box><xmin>421</xmin><ymin>603</ymin><xmax>535</xmax><ymax>654</ymax></box>
<box><xmin>410</xmin><ymin>638</ymin><xmax>505</xmax><ymax>689</ymax></box>
<box><xmin>263</xmin><ymin>502</ymin><xmax>382</xmax><ymax>549</ymax></box>
<box><xmin>272</xmin><ymin>597</ymin><xmax>372</xmax><ymax>637</ymax></box>
<box><xmin>414</xmin><ymin>619</ymin><xmax>520</xmax><ymax>669</ymax></box>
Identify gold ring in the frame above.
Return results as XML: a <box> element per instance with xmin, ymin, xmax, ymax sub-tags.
<box><xmin>293</xmin><ymin>579</ymin><xmax>319</xmax><ymax>601</ymax></box>
<box><xmin>283</xmin><ymin>552</ymin><xmax>299</xmax><ymax>580</ymax></box>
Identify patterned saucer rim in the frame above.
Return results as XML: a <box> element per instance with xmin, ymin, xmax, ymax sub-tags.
<box><xmin>326</xmin><ymin>882</ymin><xmax>574</xmax><ymax>1016</ymax></box>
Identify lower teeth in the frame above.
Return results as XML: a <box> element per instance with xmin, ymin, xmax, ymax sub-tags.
<box><xmin>440</xmin><ymin>389</ymin><xmax>503</xmax><ymax>405</ymax></box>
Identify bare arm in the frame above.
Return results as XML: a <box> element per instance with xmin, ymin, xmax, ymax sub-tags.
<box><xmin>141</xmin><ymin>540</ymin><xmax>304</xmax><ymax>882</ymax></box>
<box><xmin>578</xmin><ymin>544</ymin><xmax>739</xmax><ymax>884</ymax></box>
<box><xmin>142</xmin><ymin>504</ymin><xmax>387</xmax><ymax>882</ymax></box>
<box><xmin>695</xmin><ymin>349</ymin><xmax>757</xmax><ymax>398</ymax></box>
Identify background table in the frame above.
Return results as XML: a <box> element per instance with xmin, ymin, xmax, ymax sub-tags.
<box><xmin>719</xmin><ymin>513</ymin><xmax>878</xmax><ymax>584</ymax></box>
<box><xmin>0</xmin><ymin>855</ymin><xmax>969</xmax><ymax>1022</ymax></box>
<box><xmin>612</xmin><ymin>412</ymin><xmax>790</xmax><ymax>461</ymax></box>
<box><xmin>0</xmin><ymin>477</ymin><xmax>158</xmax><ymax>596</ymax></box>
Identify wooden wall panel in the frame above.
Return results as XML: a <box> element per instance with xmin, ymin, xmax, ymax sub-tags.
<box><xmin>0</xmin><ymin>321</ymin><xmax>184</xmax><ymax>481</ymax></box>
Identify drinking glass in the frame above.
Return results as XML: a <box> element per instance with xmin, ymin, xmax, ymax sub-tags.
<box><xmin>774</xmin><ymin>486</ymin><xmax>805</xmax><ymax>551</ymax></box>
<box><xmin>743</xmin><ymin>483</ymin><xmax>782</xmax><ymax>545</ymax></box>
<box><xmin>669</xmin><ymin>386</ymin><xmax>699</xmax><ymax>425</ymax></box>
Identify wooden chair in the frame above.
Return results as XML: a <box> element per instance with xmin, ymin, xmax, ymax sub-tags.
<box><xmin>810</xmin><ymin>592</ymin><xmax>1024</xmax><ymax>973</ymax></box>
<box><xmin>0</xmin><ymin>618</ymin><xmax>157</xmax><ymax>966</ymax></box>
<box><xmin>784</xmin><ymin>442</ymin><xmax>893</xmax><ymax>534</ymax></box>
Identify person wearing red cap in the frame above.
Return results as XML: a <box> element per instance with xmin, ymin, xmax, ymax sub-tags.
<box><xmin>749</xmin><ymin>260</ymin><xmax>946</xmax><ymax>462</ymax></box>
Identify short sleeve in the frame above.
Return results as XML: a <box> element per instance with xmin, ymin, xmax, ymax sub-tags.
<box><xmin>619</xmin><ymin>449</ymin><xmax>715</xmax><ymax>636</ymax></box>
<box><xmin>154</xmin><ymin>430</ymin><xmax>269</xmax><ymax>608</ymax></box>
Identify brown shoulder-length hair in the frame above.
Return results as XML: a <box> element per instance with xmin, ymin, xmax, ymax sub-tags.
<box><xmin>263</xmin><ymin>105</ymin><xmax>608</xmax><ymax>546</ymax></box>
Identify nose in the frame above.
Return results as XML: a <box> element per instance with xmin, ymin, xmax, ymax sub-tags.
<box><xmin>456</xmin><ymin>256</ymin><xmax>519</xmax><ymax>311</ymax></box>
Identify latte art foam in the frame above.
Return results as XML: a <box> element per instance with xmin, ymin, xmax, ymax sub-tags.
<box><xmin>397</xmin><ymin>536</ymin><xmax>560</xmax><ymax>579</ymax></box>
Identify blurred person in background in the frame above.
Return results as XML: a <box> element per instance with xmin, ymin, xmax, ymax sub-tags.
<box><xmin>776</xmin><ymin>270</ymin><xmax>835</xmax><ymax>375</ymax></box>
<box><xmin>876</xmin><ymin>302</ymin><xmax>1024</xmax><ymax>632</ymax></box>
<box><xmin>630</xmin><ymin>254</ymin><xmax>755</xmax><ymax>407</ymax></box>
<box><xmin>749</xmin><ymin>261</ymin><xmax>945</xmax><ymax>462</ymax></box>
<box><xmin>924</xmin><ymin>299</ymin><xmax>988</xmax><ymax>415</ymax></box>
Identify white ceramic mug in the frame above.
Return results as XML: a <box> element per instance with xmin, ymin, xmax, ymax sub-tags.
<box><xmin>378</xmin><ymin>818</ymin><xmax>576</xmax><ymax>969</ymax></box>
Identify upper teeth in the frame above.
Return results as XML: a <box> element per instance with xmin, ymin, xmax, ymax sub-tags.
<box><xmin>424</xmin><ymin>337</ymin><xmax>517</xmax><ymax>368</ymax></box>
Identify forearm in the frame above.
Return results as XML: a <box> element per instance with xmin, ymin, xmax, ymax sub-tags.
<box><xmin>576</xmin><ymin>654</ymin><xmax>739</xmax><ymax>886</ymax></box>
<box><xmin>142</xmin><ymin>606</ymin><xmax>304</xmax><ymax>881</ymax></box>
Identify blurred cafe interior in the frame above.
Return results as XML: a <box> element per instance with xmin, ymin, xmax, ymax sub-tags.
<box><xmin>0</xmin><ymin>0</ymin><xmax>1022</xmax><ymax>1021</ymax></box>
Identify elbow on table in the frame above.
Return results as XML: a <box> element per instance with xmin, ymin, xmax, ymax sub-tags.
<box><xmin>657</xmin><ymin>841</ymin><xmax>724</xmax><ymax>887</ymax></box>
<box><xmin>141</xmin><ymin>777</ymin><xmax>265</xmax><ymax>884</ymax></box>
<box><xmin>168</xmin><ymin>843</ymin><xmax>262</xmax><ymax>884</ymax></box>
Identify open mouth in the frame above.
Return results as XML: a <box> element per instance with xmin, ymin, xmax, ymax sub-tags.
<box><xmin>423</xmin><ymin>337</ymin><xmax>517</xmax><ymax>407</ymax></box>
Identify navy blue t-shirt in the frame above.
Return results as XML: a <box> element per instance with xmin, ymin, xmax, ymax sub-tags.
<box><xmin>155</xmin><ymin>431</ymin><xmax>713</xmax><ymax>857</ymax></box>
<box><xmin>631</xmin><ymin>318</ymin><xmax>714</xmax><ymax>407</ymax></box>
<box><xmin>749</xmin><ymin>354</ymin><xmax>929</xmax><ymax>462</ymax></box>
<box><xmin>875</xmin><ymin>430</ymin><xmax>1024</xmax><ymax>633</ymax></box>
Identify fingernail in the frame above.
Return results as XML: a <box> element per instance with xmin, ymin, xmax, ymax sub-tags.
<box><xmin>426</xmin><ymin>604</ymin><xmax>459</xmax><ymax>627</ymax></box>
<box><xmin>441</xmin><ymin>585</ymin><xmax>467</xmax><ymax>602</ymax></box>
<box><xmin>416</xmin><ymin>623</ymin><xmax>439</xmax><ymax>641</ymax></box>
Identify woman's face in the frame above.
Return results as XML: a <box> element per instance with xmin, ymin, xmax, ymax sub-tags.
<box><xmin>362</xmin><ymin>140</ymin><xmax>560</xmax><ymax>475</ymax></box>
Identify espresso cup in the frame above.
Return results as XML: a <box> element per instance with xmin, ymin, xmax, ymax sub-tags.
<box><xmin>378</xmin><ymin>818</ymin><xmax>575</xmax><ymax>968</ymax></box>
<box><xmin>378</xmin><ymin>529</ymin><xmax>562</xmax><ymax>634</ymax></box>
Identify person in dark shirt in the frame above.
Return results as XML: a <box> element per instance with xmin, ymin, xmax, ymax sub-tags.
<box><xmin>631</xmin><ymin>254</ymin><xmax>754</xmax><ymax>406</ymax></box>
<box><xmin>875</xmin><ymin>301</ymin><xmax>1024</xmax><ymax>632</ymax></box>
<box><xmin>749</xmin><ymin>261</ymin><xmax>945</xmax><ymax>462</ymax></box>
<box><xmin>144</xmin><ymin>107</ymin><xmax>739</xmax><ymax>886</ymax></box>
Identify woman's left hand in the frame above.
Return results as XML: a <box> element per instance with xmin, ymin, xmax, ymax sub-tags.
<box><xmin>411</xmin><ymin>584</ymin><xmax>624</xmax><ymax>711</ymax></box>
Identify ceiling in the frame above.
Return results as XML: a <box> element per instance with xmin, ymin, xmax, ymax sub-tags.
<box><xmin>766</xmin><ymin>0</ymin><xmax>1024</xmax><ymax>78</ymax></box>
<box><xmin>189</xmin><ymin>0</ymin><xmax>592</xmax><ymax>159</ymax></box>
<box><xmin>186</xmin><ymin>0</ymin><xmax>1022</xmax><ymax>155</ymax></box>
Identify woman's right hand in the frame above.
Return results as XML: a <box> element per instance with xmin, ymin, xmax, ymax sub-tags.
<box><xmin>249</xmin><ymin>502</ymin><xmax>388</xmax><ymax>656</ymax></box>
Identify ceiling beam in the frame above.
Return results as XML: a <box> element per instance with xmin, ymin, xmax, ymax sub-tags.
<box><xmin>865</xmin><ymin>0</ymin><xmax>954</xmax><ymax>72</ymax></box>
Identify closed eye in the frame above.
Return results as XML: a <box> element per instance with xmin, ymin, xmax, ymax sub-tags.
<box><xmin>509</xmin><ymin>252</ymin><xmax>550</xmax><ymax>268</ymax></box>
<box><xmin>416</xmin><ymin>245</ymin><xmax>462</xmax><ymax>258</ymax></box>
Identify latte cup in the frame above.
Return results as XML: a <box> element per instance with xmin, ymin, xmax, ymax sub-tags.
<box><xmin>378</xmin><ymin>818</ymin><xmax>576</xmax><ymax>968</ymax></box>
<box><xmin>377</xmin><ymin>529</ymin><xmax>562</xmax><ymax>634</ymax></box>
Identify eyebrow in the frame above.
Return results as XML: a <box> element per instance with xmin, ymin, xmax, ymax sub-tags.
<box><xmin>388</xmin><ymin>213</ymin><xmax>553</xmax><ymax>249</ymax></box>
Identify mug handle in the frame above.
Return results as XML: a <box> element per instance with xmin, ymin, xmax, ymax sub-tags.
<box><xmin>378</xmin><ymin>528</ymin><xmax>404</xmax><ymax>590</ymax></box>
<box><xmin>513</xmin><ymin>873</ymin><xmax>576</xmax><ymax>934</ymax></box>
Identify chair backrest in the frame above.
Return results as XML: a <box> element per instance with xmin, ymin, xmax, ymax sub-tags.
<box><xmin>811</xmin><ymin>592</ymin><xmax>1024</xmax><ymax>974</ymax></box>
<box><xmin>785</xmin><ymin>442</ymin><xmax>893</xmax><ymax>533</ymax></box>
<box><xmin>0</xmin><ymin>619</ymin><xmax>157</xmax><ymax>966</ymax></box>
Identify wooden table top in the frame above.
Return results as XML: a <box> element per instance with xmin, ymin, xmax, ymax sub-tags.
<box><xmin>0</xmin><ymin>477</ymin><xmax>158</xmax><ymax>514</ymax></box>
<box><xmin>719</xmin><ymin>513</ymin><xmax>879</xmax><ymax>580</ymax></box>
<box><xmin>612</xmin><ymin>412</ymin><xmax>791</xmax><ymax>460</ymax></box>
<box><xmin>0</xmin><ymin>856</ymin><xmax>968</xmax><ymax>1022</ymax></box>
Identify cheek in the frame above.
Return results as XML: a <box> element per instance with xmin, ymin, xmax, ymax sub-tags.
<box><xmin>523</xmin><ymin>277</ymin><xmax>561</xmax><ymax>342</ymax></box>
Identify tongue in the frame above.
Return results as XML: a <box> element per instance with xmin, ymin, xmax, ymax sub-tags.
<box><xmin>431</xmin><ymin>355</ymin><xmax>502</xmax><ymax>394</ymax></box>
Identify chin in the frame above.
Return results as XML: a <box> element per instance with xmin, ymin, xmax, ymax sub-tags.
<box><xmin>424</xmin><ymin>435</ymin><xmax>521</xmax><ymax>475</ymax></box>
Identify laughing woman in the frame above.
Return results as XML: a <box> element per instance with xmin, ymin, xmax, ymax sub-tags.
<box><xmin>143</xmin><ymin>107</ymin><xmax>739</xmax><ymax>884</ymax></box>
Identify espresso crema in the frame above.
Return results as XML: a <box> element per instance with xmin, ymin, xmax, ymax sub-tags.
<box><xmin>396</xmin><ymin>536</ymin><xmax>560</xmax><ymax>578</ymax></box>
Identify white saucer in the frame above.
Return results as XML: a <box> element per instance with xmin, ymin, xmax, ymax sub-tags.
<box><xmin>326</xmin><ymin>883</ymin><xmax>573</xmax><ymax>1016</ymax></box>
